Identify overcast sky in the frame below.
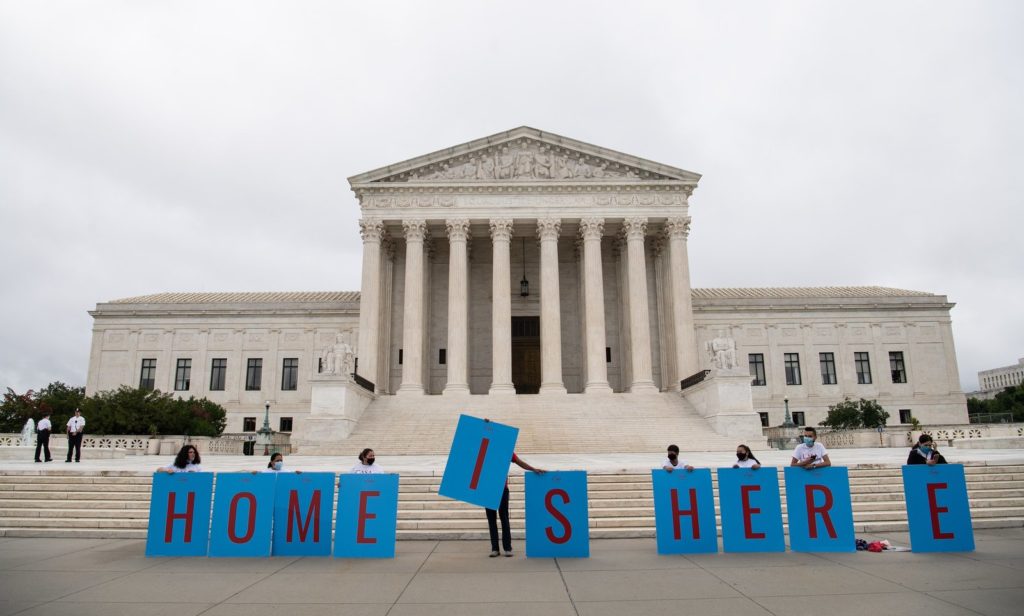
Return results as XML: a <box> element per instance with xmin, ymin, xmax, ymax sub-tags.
<box><xmin>1</xmin><ymin>0</ymin><xmax>1021</xmax><ymax>393</ymax></box>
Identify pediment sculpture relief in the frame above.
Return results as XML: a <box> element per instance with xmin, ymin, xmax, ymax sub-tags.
<box><xmin>379</xmin><ymin>139</ymin><xmax>670</xmax><ymax>183</ymax></box>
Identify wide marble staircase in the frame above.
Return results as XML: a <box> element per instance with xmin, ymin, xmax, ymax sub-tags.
<box><xmin>2</xmin><ymin>464</ymin><xmax>1022</xmax><ymax>539</ymax></box>
<box><xmin>325</xmin><ymin>391</ymin><xmax>753</xmax><ymax>456</ymax></box>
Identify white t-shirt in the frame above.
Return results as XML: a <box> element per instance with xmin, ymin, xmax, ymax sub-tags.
<box><xmin>67</xmin><ymin>416</ymin><xmax>85</xmax><ymax>433</ymax></box>
<box><xmin>734</xmin><ymin>457</ymin><xmax>759</xmax><ymax>468</ymax></box>
<box><xmin>163</xmin><ymin>463</ymin><xmax>202</xmax><ymax>473</ymax></box>
<box><xmin>349</xmin><ymin>463</ymin><xmax>383</xmax><ymax>474</ymax></box>
<box><xmin>661</xmin><ymin>458</ymin><xmax>690</xmax><ymax>471</ymax></box>
<box><xmin>792</xmin><ymin>442</ymin><xmax>828</xmax><ymax>465</ymax></box>
<box><xmin>37</xmin><ymin>418</ymin><xmax>52</xmax><ymax>431</ymax></box>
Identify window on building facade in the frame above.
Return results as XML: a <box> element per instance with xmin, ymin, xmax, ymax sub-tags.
<box><xmin>749</xmin><ymin>353</ymin><xmax>766</xmax><ymax>386</ymax></box>
<box><xmin>792</xmin><ymin>411</ymin><xmax>805</xmax><ymax>426</ymax></box>
<box><xmin>246</xmin><ymin>358</ymin><xmax>263</xmax><ymax>391</ymax></box>
<box><xmin>439</xmin><ymin>349</ymin><xmax>446</xmax><ymax>365</ymax></box>
<box><xmin>281</xmin><ymin>358</ymin><xmax>298</xmax><ymax>391</ymax></box>
<box><xmin>606</xmin><ymin>347</ymin><xmax>612</xmax><ymax>363</ymax></box>
<box><xmin>209</xmin><ymin>358</ymin><xmax>226</xmax><ymax>391</ymax></box>
<box><xmin>174</xmin><ymin>359</ymin><xmax>191</xmax><ymax>391</ymax></box>
<box><xmin>784</xmin><ymin>353</ymin><xmax>802</xmax><ymax>386</ymax></box>
<box><xmin>819</xmin><ymin>352</ymin><xmax>837</xmax><ymax>385</ymax></box>
<box><xmin>243</xmin><ymin>417</ymin><xmax>256</xmax><ymax>432</ymax></box>
<box><xmin>758</xmin><ymin>412</ymin><xmax>769</xmax><ymax>427</ymax></box>
<box><xmin>279</xmin><ymin>417</ymin><xmax>293</xmax><ymax>432</ymax></box>
<box><xmin>855</xmin><ymin>352</ymin><xmax>872</xmax><ymax>384</ymax></box>
<box><xmin>139</xmin><ymin>358</ymin><xmax>156</xmax><ymax>391</ymax></box>
<box><xmin>899</xmin><ymin>409</ymin><xmax>912</xmax><ymax>424</ymax></box>
<box><xmin>398</xmin><ymin>349</ymin><xmax>403</xmax><ymax>365</ymax></box>
<box><xmin>890</xmin><ymin>351</ymin><xmax>907</xmax><ymax>383</ymax></box>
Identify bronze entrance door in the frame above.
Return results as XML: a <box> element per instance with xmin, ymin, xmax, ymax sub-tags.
<box><xmin>511</xmin><ymin>316</ymin><xmax>541</xmax><ymax>394</ymax></box>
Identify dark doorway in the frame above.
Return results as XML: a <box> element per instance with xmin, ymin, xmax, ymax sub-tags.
<box><xmin>511</xmin><ymin>316</ymin><xmax>541</xmax><ymax>394</ymax></box>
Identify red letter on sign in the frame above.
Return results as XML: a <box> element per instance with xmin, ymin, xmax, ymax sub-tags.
<box><xmin>927</xmin><ymin>482</ymin><xmax>954</xmax><ymax>540</ymax></box>
<box><xmin>164</xmin><ymin>491</ymin><xmax>195</xmax><ymax>543</ymax></box>
<box><xmin>545</xmin><ymin>488</ymin><xmax>572</xmax><ymax>544</ymax></box>
<box><xmin>287</xmin><ymin>489</ymin><xmax>321</xmax><ymax>543</ymax></box>
<box><xmin>227</xmin><ymin>492</ymin><xmax>257</xmax><ymax>544</ymax></box>
<box><xmin>357</xmin><ymin>490</ymin><xmax>380</xmax><ymax>544</ymax></box>
<box><xmin>741</xmin><ymin>485</ymin><xmax>765</xmax><ymax>540</ymax></box>
<box><xmin>805</xmin><ymin>484</ymin><xmax>837</xmax><ymax>539</ymax></box>
<box><xmin>671</xmin><ymin>488</ymin><xmax>701</xmax><ymax>540</ymax></box>
<box><xmin>469</xmin><ymin>438</ymin><xmax>490</xmax><ymax>490</ymax></box>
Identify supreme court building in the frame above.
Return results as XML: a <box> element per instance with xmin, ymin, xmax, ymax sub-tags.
<box><xmin>86</xmin><ymin>127</ymin><xmax>969</xmax><ymax>453</ymax></box>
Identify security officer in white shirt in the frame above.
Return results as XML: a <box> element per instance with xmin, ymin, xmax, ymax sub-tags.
<box><xmin>34</xmin><ymin>414</ymin><xmax>53</xmax><ymax>462</ymax></box>
<box><xmin>65</xmin><ymin>409</ymin><xmax>86</xmax><ymax>463</ymax></box>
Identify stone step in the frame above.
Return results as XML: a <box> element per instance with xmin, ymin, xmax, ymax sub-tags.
<box><xmin>0</xmin><ymin>517</ymin><xmax>148</xmax><ymax>529</ymax></box>
<box><xmin>0</xmin><ymin>491</ymin><xmax>152</xmax><ymax>501</ymax></box>
<box><xmin>0</xmin><ymin>508</ymin><xmax>146</xmax><ymax>519</ymax></box>
<box><xmin>0</xmin><ymin>499</ymin><xmax>150</xmax><ymax>510</ymax></box>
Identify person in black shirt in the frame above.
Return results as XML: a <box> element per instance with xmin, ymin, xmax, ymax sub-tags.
<box><xmin>907</xmin><ymin>434</ymin><xmax>947</xmax><ymax>465</ymax></box>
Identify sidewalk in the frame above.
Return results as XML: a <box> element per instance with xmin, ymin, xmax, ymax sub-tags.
<box><xmin>1</xmin><ymin>528</ymin><xmax>1022</xmax><ymax>616</ymax></box>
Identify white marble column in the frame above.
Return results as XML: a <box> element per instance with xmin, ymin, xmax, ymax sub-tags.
<box><xmin>623</xmin><ymin>217</ymin><xmax>657</xmax><ymax>392</ymax></box>
<box><xmin>356</xmin><ymin>218</ymin><xmax>385</xmax><ymax>388</ymax></box>
<box><xmin>666</xmin><ymin>216</ymin><xmax>698</xmax><ymax>381</ymax></box>
<box><xmin>397</xmin><ymin>219</ymin><xmax>427</xmax><ymax>396</ymax></box>
<box><xmin>489</xmin><ymin>219</ymin><xmax>516</xmax><ymax>394</ymax></box>
<box><xmin>444</xmin><ymin>219</ymin><xmax>471</xmax><ymax>395</ymax></box>
<box><xmin>537</xmin><ymin>217</ymin><xmax>567</xmax><ymax>394</ymax></box>
<box><xmin>580</xmin><ymin>218</ymin><xmax>612</xmax><ymax>393</ymax></box>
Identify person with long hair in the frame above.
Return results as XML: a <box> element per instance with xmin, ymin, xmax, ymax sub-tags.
<box><xmin>733</xmin><ymin>444</ymin><xmax>761</xmax><ymax>469</ymax></box>
<box><xmin>350</xmin><ymin>448</ymin><xmax>383</xmax><ymax>474</ymax></box>
<box><xmin>907</xmin><ymin>434</ymin><xmax>948</xmax><ymax>465</ymax></box>
<box><xmin>157</xmin><ymin>444</ymin><xmax>202</xmax><ymax>473</ymax></box>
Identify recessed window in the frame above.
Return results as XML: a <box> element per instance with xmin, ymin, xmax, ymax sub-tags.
<box><xmin>209</xmin><ymin>358</ymin><xmax>226</xmax><ymax>391</ymax></box>
<box><xmin>242</xmin><ymin>417</ymin><xmax>256</xmax><ymax>432</ymax></box>
<box><xmin>281</xmin><ymin>358</ymin><xmax>298</xmax><ymax>391</ymax></box>
<box><xmin>749</xmin><ymin>354</ymin><xmax>766</xmax><ymax>386</ymax></box>
<box><xmin>246</xmin><ymin>358</ymin><xmax>263</xmax><ymax>391</ymax></box>
<box><xmin>784</xmin><ymin>353</ymin><xmax>802</xmax><ymax>386</ymax></box>
<box><xmin>792</xmin><ymin>411</ymin><xmax>806</xmax><ymax>426</ymax></box>
<box><xmin>279</xmin><ymin>417</ymin><xmax>293</xmax><ymax>432</ymax></box>
<box><xmin>139</xmin><ymin>359</ymin><xmax>156</xmax><ymax>391</ymax></box>
<box><xmin>890</xmin><ymin>351</ymin><xmax>907</xmax><ymax>383</ymax></box>
<box><xmin>758</xmin><ymin>412</ymin><xmax>770</xmax><ymax>427</ymax></box>
<box><xmin>174</xmin><ymin>359</ymin><xmax>191</xmax><ymax>391</ymax></box>
<box><xmin>855</xmin><ymin>352</ymin><xmax>872</xmax><ymax>384</ymax></box>
<box><xmin>398</xmin><ymin>349</ymin><xmax>403</xmax><ymax>365</ymax></box>
<box><xmin>606</xmin><ymin>347</ymin><xmax>612</xmax><ymax>363</ymax></box>
<box><xmin>899</xmin><ymin>409</ymin><xmax>912</xmax><ymax>424</ymax></box>
<box><xmin>819</xmin><ymin>352</ymin><xmax>837</xmax><ymax>385</ymax></box>
<box><xmin>439</xmin><ymin>349</ymin><xmax>446</xmax><ymax>365</ymax></box>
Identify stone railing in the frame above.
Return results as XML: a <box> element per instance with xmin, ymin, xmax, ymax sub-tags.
<box><xmin>0</xmin><ymin>433</ymin><xmax>151</xmax><ymax>453</ymax></box>
<box><xmin>909</xmin><ymin>423</ymin><xmax>1024</xmax><ymax>446</ymax></box>
<box><xmin>768</xmin><ymin>422</ymin><xmax>1024</xmax><ymax>449</ymax></box>
<box><xmin>1</xmin><ymin>432</ymin><xmax>291</xmax><ymax>456</ymax></box>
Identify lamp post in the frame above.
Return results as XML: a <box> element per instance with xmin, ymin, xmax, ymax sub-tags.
<box><xmin>256</xmin><ymin>400</ymin><xmax>273</xmax><ymax>456</ymax></box>
<box><xmin>782</xmin><ymin>396</ymin><xmax>795</xmax><ymax>428</ymax></box>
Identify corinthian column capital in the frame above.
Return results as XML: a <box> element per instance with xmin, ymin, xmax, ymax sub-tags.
<box><xmin>578</xmin><ymin>217</ymin><xmax>605</xmax><ymax>241</ymax></box>
<box><xmin>359</xmin><ymin>218</ymin><xmax>385</xmax><ymax>242</ymax></box>
<box><xmin>445</xmin><ymin>218</ymin><xmax>471</xmax><ymax>242</ymax></box>
<box><xmin>665</xmin><ymin>216</ymin><xmax>692</xmax><ymax>239</ymax></box>
<box><xmin>536</xmin><ymin>217</ymin><xmax>562</xmax><ymax>241</ymax></box>
<box><xmin>402</xmin><ymin>219</ymin><xmax>428</xmax><ymax>242</ymax></box>
<box><xmin>622</xmin><ymin>216</ymin><xmax>648</xmax><ymax>241</ymax></box>
<box><xmin>489</xmin><ymin>218</ymin><xmax>514</xmax><ymax>242</ymax></box>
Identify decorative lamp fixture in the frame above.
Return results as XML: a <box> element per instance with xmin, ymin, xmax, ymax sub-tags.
<box><xmin>257</xmin><ymin>400</ymin><xmax>273</xmax><ymax>455</ymax></box>
<box><xmin>519</xmin><ymin>237</ymin><xmax>529</xmax><ymax>297</ymax></box>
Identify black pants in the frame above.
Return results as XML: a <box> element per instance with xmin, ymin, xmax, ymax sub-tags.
<box><xmin>485</xmin><ymin>486</ymin><xmax>512</xmax><ymax>552</ymax></box>
<box><xmin>35</xmin><ymin>431</ymin><xmax>51</xmax><ymax>461</ymax></box>
<box><xmin>66</xmin><ymin>433</ymin><xmax>82</xmax><ymax>462</ymax></box>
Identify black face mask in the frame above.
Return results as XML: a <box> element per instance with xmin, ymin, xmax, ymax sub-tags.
<box><xmin>365</xmin><ymin>458</ymin><xmax>375</xmax><ymax>465</ymax></box>
<box><xmin>737</xmin><ymin>453</ymin><xmax>747</xmax><ymax>460</ymax></box>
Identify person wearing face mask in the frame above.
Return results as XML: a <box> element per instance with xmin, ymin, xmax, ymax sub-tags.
<box><xmin>732</xmin><ymin>444</ymin><xmax>761</xmax><ymax>469</ymax></box>
<box><xmin>661</xmin><ymin>444</ymin><xmax>694</xmax><ymax>472</ymax></box>
<box><xmin>350</xmin><ymin>448</ymin><xmax>383</xmax><ymax>474</ymax></box>
<box><xmin>907</xmin><ymin>435</ymin><xmax>947</xmax><ymax>465</ymax></box>
<box><xmin>790</xmin><ymin>427</ymin><xmax>831</xmax><ymax>470</ymax></box>
<box><xmin>261</xmin><ymin>452</ymin><xmax>301</xmax><ymax>473</ymax></box>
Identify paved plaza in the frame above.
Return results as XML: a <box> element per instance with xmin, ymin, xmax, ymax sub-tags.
<box><xmin>0</xmin><ymin>528</ymin><xmax>1022</xmax><ymax>616</ymax></box>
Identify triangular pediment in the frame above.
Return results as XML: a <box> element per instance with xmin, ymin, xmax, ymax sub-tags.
<box><xmin>348</xmin><ymin>126</ymin><xmax>700</xmax><ymax>186</ymax></box>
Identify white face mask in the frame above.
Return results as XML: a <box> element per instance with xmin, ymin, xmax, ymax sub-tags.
<box><xmin>273</xmin><ymin>461</ymin><xmax>283</xmax><ymax>471</ymax></box>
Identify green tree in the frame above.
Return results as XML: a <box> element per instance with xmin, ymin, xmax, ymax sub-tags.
<box><xmin>860</xmin><ymin>398</ymin><xmax>890</xmax><ymax>428</ymax></box>
<box><xmin>0</xmin><ymin>388</ymin><xmax>38</xmax><ymax>432</ymax></box>
<box><xmin>819</xmin><ymin>397</ymin><xmax>889</xmax><ymax>430</ymax></box>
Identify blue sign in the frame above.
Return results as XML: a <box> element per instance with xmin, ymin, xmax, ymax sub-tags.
<box><xmin>146</xmin><ymin>472</ymin><xmax>214</xmax><ymax>557</ymax></box>
<box><xmin>272</xmin><ymin>473</ymin><xmax>336</xmax><ymax>556</ymax></box>
<box><xmin>208</xmin><ymin>473</ymin><xmax>276</xmax><ymax>557</ymax></box>
<box><xmin>652</xmin><ymin>468</ymin><xmax>717</xmax><ymax>554</ymax></box>
<box><xmin>902</xmin><ymin>464</ymin><xmax>975</xmax><ymax>552</ymax></box>
<box><xmin>717</xmin><ymin>468</ymin><xmax>785</xmax><ymax>552</ymax></box>
<box><xmin>784</xmin><ymin>467</ymin><xmax>855</xmax><ymax>552</ymax></box>
<box><xmin>525</xmin><ymin>471</ymin><xmax>589</xmax><ymax>558</ymax></box>
<box><xmin>334</xmin><ymin>473</ymin><xmax>399</xmax><ymax>558</ymax></box>
<box><xmin>438</xmin><ymin>415</ymin><xmax>519</xmax><ymax>509</ymax></box>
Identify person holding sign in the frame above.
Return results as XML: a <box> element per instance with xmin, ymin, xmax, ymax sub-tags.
<box><xmin>262</xmin><ymin>452</ymin><xmax>301</xmax><ymax>473</ymax></box>
<box><xmin>483</xmin><ymin>419</ymin><xmax>545</xmax><ymax>558</ymax></box>
<box><xmin>733</xmin><ymin>444</ymin><xmax>761</xmax><ymax>469</ymax></box>
<box><xmin>661</xmin><ymin>444</ymin><xmax>694</xmax><ymax>472</ymax></box>
<box><xmin>350</xmin><ymin>448</ymin><xmax>383</xmax><ymax>474</ymax></box>
<box><xmin>157</xmin><ymin>445</ymin><xmax>203</xmax><ymax>473</ymax></box>
<box><xmin>791</xmin><ymin>427</ymin><xmax>831</xmax><ymax>470</ymax></box>
<box><xmin>907</xmin><ymin>434</ymin><xmax>948</xmax><ymax>465</ymax></box>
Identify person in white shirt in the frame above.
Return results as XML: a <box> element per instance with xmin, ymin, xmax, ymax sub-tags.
<box><xmin>661</xmin><ymin>444</ymin><xmax>694</xmax><ymax>472</ymax></box>
<box><xmin>791</xmin><ymin>427</ymin><xmax>831</xmax><ymax>470</ymax></box>
<box><xmin>733</xmin><ymin>444</ymin><xmax>761</xmax><ymax>469</ymax></box>
<box><xmin>157</xmin><ymin>445</ymin><xmax>203</xmax><ymax>473</ymax></box>
<box><xmin>34</xmin><ymin>413</ymin><xmax>53</xmax><ymax>462</ymax></box>
<box><xmin>65</xmin><ymin>409</ymin><xmax>85</xmax><ymax>463</ymax></box>
<box><xmin>261</xmin><ymin>452</ymin><xmax>301</xmax><ymax>473</ymax></box>
<box><xmin>349</xmin><ymin>448</ymin><xmax>383</xmax><ymax>474</ymax></box>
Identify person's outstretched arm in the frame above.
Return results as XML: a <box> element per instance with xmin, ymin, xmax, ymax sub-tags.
<box><xmin>513</xmin><ymin>456</ymin><xmax>545</xmax><ymax>474</ymax></box>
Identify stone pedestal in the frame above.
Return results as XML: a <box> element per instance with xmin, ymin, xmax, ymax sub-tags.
<box><xmin>680</xmin><ymin>369</ymin><xmax>764</xmax><ymax>439</ymax></box>
<box><xmin>293</xmin><ymin>374</ymin><xmax>376</xmax><ymax>453</ymax></box>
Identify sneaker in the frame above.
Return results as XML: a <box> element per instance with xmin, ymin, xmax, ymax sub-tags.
<box><xmin>65</xmin><ymin>460</ymin><xmax>71</xmax><ymax>463</ymax></box>
<box><xmin>489</xmin><ymin>550</ymin><xmax>500</xmax><ymax>558</ymax></box>
<box><xmin>504</xmin><ymin>551</ymin><xmax>513</xmax><ymax>557</ymax></box>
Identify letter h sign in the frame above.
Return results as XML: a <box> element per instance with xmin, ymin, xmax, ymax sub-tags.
<box><xmin>146</xmin><ymin>473</ymin><xmax>214</xmax><ymax>556</ymax></box>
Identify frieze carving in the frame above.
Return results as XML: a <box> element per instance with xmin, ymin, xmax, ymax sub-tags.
<box><xmin>362</xmin><ymin>191</ymin><xmax>690</xmax><ymax>210</ymax></box>
<box><xmin>378</xmin><ymin>139</ymin><xmax>667</xmax><ymax>183</ymax></box>
<box><xmin>489</xmin><ymin>219</ymin><xmax>514</xmax><ymax>242</ymax></box>
<box><xmin>536</xmin><ymin>217</ymin><xmax>562</xmax><ymax>241</ymax></box>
